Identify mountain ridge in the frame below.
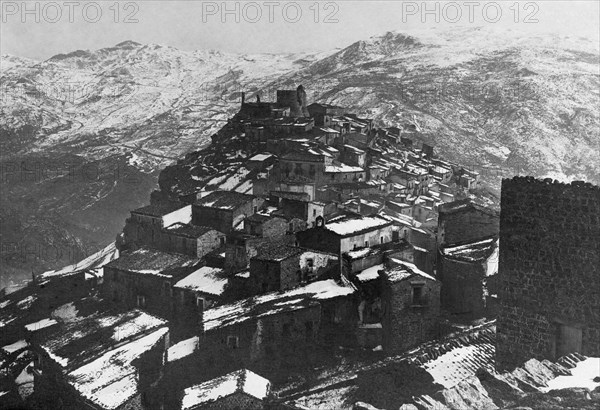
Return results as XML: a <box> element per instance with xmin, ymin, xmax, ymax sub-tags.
<box><xmin>1</xmin><ymin>26</ymin><xmax>598</xmax><ymax>287</ymax></box>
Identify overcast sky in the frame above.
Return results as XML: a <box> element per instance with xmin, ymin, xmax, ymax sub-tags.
<box><xmin>1</xmin><ymin>1</ymin><xmax>599</xmax><ymax>60</ymax></box>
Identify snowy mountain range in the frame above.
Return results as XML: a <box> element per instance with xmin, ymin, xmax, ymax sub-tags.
<box><xmin>1</xmin><ymin>27</ymin><xmax>598</xmax><ymax>286</ymax></box>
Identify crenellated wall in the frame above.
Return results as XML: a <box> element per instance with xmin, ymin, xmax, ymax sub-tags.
<box><xmin>496</xmin><ymin>176</ymin><xmax>600</xmax><ymax>369</ymax></box>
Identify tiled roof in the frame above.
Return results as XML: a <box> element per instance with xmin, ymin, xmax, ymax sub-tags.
<box><xmin>132</xmin><ymin>202</ymin><xmax>187</xmax><ymax>217</ymax></box>
<box><xmin>442</xmin><ymin>238</ymin><xmax>498</xmax><ymax>263</ymax></box>
<box><xmin>325</xmin><ymin>215</ymin><xmax>392</xmax><ymax>237</ymax></box>
<box><xmin>194</xmin><ymin>190</ymin><xmax>255</xmax><ymax>210</ymax></box>
<box><xmin>281</xmin><ymin>151</ymin><xmax>325</xmax><ymax>162</ymax></box>
<box><xmin>174</xmin><ymin>267</ymin><xmax>228</xmax><ymax>296</ymax></box>
<box><xmin>438</xmin><ymin>199</ymin><xmax>499</xmax><ymax>217</ymax></box>
<box><xmin>182</xmin><ymin>369</ymin><xmax>270</xmax><ymax>410</ymax></box>
<box><xmin>253</xmin><ymin>245</ymin><xmax>304</xmax><ymax>262</ymax></box>
<box><xmin>38</xmin><ymin>309</ymin><xmax>167</xmax><ymax>371</ymax></box>
<box><xmin>105</xmin><ymin>248</ymin><xmax>201</xmax><ymax>277</ymax></box>
<box><xmin>163</xmin><ymin>223</ymin><xmax>217</xmax><ymax>238</ymax></box>
<box><xmin>203</xmin><ymin>279</ymin><xmax>355</xmax><ymax>332</ymax></box>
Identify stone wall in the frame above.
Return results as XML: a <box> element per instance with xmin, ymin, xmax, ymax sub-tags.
<box><xmin>382</xmin><ymin>276</ymin><xmax>441</xmax><ymax>355</ymax></box>
<box><xmin>437</xmin><ymin>200</ymin><xmax>499</xmax><ymax>247</ymax></box>
<box><xmin>496</xmin><ymin>177</ymin><xmax>600</xmax><ymax>369</ymax></box>
<box><xmin>438</xmin><ymin>257</ymin><xmax>487</xmax><ymax>316</ymax></box>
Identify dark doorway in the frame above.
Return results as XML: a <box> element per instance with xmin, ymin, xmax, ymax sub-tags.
<box><xmin>554</xmin><ymin>323</ymin><xmax>582</xmax><ymax>358</ymax></box>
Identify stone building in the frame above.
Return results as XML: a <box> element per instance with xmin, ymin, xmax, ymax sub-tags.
<box><xmin>437</xmin><ymin>199</ymin><xmax>499</xmax><ymax>247</ymax></box>
<box><xmin>161</xmin><ymin>223</ymin><xmax>226</xmax><ymax>258</ymax></box>
<box><xmin>496</xmin><ymin>177</ymin><xmax>600</xmax><ymax>369</ymax></box>
<box><xmin>247</xmin><ymin>245</ymin><xmax>339</xmax><ymax>295</ymax></box>
<box><xmin>103</xmin><ymin>248</ymin><xmax>202</xmax><ymax>319</ymax></box>
<box><xmin>306</xmin><ymin>103</ymin><xmax>345</xmax><ymax>127</ymax></box>
<box><xmin>244</xmin><ymin>214</ymin><xmax>289</xmax><ymax>239</ymax></box>
<box><xmin>297</xmin><ymin>215</ymin><xmax>394</xmax><ymax>255</ymax></box>
<box><xmin>199</xmin><ymin>279</ymin><xmax>356</xmax><ymax>375</ymax></box>
<box><xmin>192</xmin><ymin>191</ymin><xmax>263</xmax><ymax>234</ymax></box>
<box><xmin>276</xmin><ymin>85</ymin><xmax>309</xmax><ymax>118</ymax></box>
<box><xmin>381</xmin><ymin>262</ymin><xmax>441</xmax><ymax>354</ymax></box>
<box><xmin>30</xmin><ymin>309</ymin><xmax>169</xmax><ymax>410</ymax></box>
<box><xmin>342</xmin><ymin>144</ymin><xmax>367</xmax><ymax>168</ymax></box>
<box><xmin>122</xmin><ymin>202</ymin><xmax>192</xmax><ymax>250</ymax></box>
<box><xmin>437</xmin><ymin>237</ymin><xmax>499</xmax><ymax>317</ymax></box>
<box><xmin>180</xmin><ymin>369</ymin><xmax>271</xmax><ymax>410</ymax></box>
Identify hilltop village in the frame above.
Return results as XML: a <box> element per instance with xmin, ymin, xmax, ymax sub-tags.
<box><xmin>1</xmin><ymin>85</ymin><xmax>599</xmax><ymax>410</ymax></box>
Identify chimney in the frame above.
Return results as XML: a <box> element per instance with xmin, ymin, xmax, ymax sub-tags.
<box><xmin>241</xmin><ymin>92</ymin><xmax>245</xmax><ymax>105</ymax></box>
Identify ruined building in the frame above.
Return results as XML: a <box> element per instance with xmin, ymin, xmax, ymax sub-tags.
<box><xmin>496</xmin><ymin>177</ymin><xmax>600</xmax><ymax>369</ymax></box>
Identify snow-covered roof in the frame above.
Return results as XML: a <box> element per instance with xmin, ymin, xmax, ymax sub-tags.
<box><xmin>356</xmin><ymin>264</ymin><xmax>385</xmax><ymax>282</ymax></box>
<box><xmin>40</xmin><ymin>242</ymin><xmax>118</xmax><ymax>279</ymax></box>
<box><xmin>168</xmin><ymin>336</ymin><xmax>199</xmax><ymax>362</ymax></box>
<box><xmin>132</xmin><ymin>202</ymin><xmax>188</xmax><ymax>217</ymax></box>
<box><xmin>105</xmin><ymin>248</ymin><xmax>201</xmax><ymax>278</ymax></box>
<box><xmin>442</xmin><ymin>238</ymin><xmax>497</xmax><ymax>263</ymax></box>
<box><xmin>325</xmin><ymin>215</ymin><xmax>392</xmax><ymax>237</ymax></box>
<box><xmin>249</xmin><ymin>153</ymin><xmax>273</xmax><ymax>162</ymax></box>
<box><xmin>319</xmin><ymin>127</ymin><xmax>340</xmax><ymax>134</ymax></box>
<box><xmin>195</xmin><ymin>190</ymin><xmax>255</xmax><ymax>210</ymax></box>
<box><xmin>67</xmin><ymin>327</ymin><xmax>168</xmax><ymax>409</ymax></box>
<box><xmin>182</xmin><ymin>369</ymin><xmax>270</xmax><ymax>410</ymax></box>
<box><xmin>324</xmin><ymin>163</ymin><xmax>364</xmax><ymax>173</ymax></box>
<box><xmin>203</xmin><ymin>279</ymin><xmax>355</xmax><ymax>332</ymax></box>
<box><xmin>174</xmin><ymin>267</ymin><xmax>228</xmax><ymax>296</ymax></box>
<box><xmin>164</xmin><ymin>223</ymin><xmax>217</xmax><ymax>238</ymax></box>
<box><xmin>345</xmin><ymin>248</ymin><xmax>372</xmax><ymax>260</ymax></box>
<box><xmin>2</xmin><ymin>339</ymin><xmax>27</xmax><ymax>354</ymax></box>
<box><xmin>24</xmin><ymin>318</ymin><xmax>58</xmax><ymax>332</ymax></box>
<box><xmin>344</xmin><ymin>144</ymin><xmax>366</xmax><ymax>155</ymax></box>
<box><xmin>386</xmin><ymin>260</ymin><xmax>436</xmax><ymax>282</ymax></box>
<box><xmin>39</xmin><ymin>309</ymin><xmax>167</xmax><ymax>370</ymax></box>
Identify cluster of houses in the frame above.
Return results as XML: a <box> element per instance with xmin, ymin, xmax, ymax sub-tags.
<box><xmin>1</xmin><ymin>86</ymin><xmax>507</xmax><ymax>410</ymax></box>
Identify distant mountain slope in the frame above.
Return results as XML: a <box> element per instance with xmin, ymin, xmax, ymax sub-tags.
<box><xmin>1</xmin><ymin>27</ymin><xmax>598</xmax><ymax>287</ymax></box>
<box><xmin>1</xmin><ymin>43</ymin><xmax>320</xmax><ymax>286</ymax></box>
<box><xmin>270</xmin><ymin>29</ymin><xmax>600</xmax><ymax>186</ymax></box>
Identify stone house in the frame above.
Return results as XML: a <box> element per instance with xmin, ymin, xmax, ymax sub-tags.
<box><xmin>381</xmin><ymin>262</ymin><xmax>441</xmax><ymax>354</ymax></box>
<box><xmin>172</xmin><ymin>266</ymin><xmax>228</xmax><ymax>340</ymax></box>
<box><xmin>247</xmin><ymin>153</ymin><xmax>275</xmax><ymax>170</ymax></box>
<box><xmin>223</xmin><ymin>234</ymin><xmax>296</xmax><ymax>275</ymax></box>
<box><xmin>297</xmin><ymin>215</ymin><xmax>394</xmax><ymax>254</ymax></box>
<box><xmin>457</xmin><ymin>167</ymin><xmax>480</xmax><ymax>190</ymax></box>
<box><xmin>123</xmin><ymin>202</ymin><xmax>192</xmax><ymax>250</ymax></box>
<box><xmin>245</xmin><ymin>123</ymin><xmax>267</xmax><ymax>145</ymax></box>
<box><xmin>343</xmin><ymin>144</ymin><xmax>367</xmax><ymax>168</ymax></box>
<box><xmin>30</xmin><ymin>309</ymin><xmax>169</xmax><ymax>410</ymax></box>
<box><xmin>244</xmin><ymin>214</ymin><xmax>289</xmax><ymax>239</ymax></box>
<box><xmin>323</xmin><ymin>163</ymin><xmax>365</xmax><ymax>184</ymax></box>
<box><xmin>314</xmin><ymin>127</ymin><xmax>341</xmax><ymax>145</ymax></box>
<box><xmin>180</xmin><ymin>369</ymin><xmax>271</xmax><ymax>410</ymax></box>
<box><xmin>496</xmin><ymin>177</ymin><xmax>600</xmax><ymax>369</ymax></box>
<box><xmin>437</xmin><ymin>200</ymin><xmax>499</xmax><ymax>248</ymax></box>
<box><xmin>437</xmin><ymin>237</ymin><xmax>499</xmax><ymax>317</ymax></box>
<box><xmin>307</xmin><ymin>103</ymin><xmax>345</xmax><ymax>127</ymax></box>
<box><xmin>430</xmin><ymin>164</ymin><xmax>453</xmax><ymax>184</ymax></box>
<box><xmin>103</xmin><ymin>248</ymin><xmax>202</xmax><ymax>319</ymax></box>
<box><xmin>247</xmin><ymin>245</ymin><xmax>339</xmax><ymax>295</ymax></box>
<box><xmin>277</xmin><ymin>196</ymin><xmax>334</xmax><ymax>228</ymax></box>
<box><xmin>173</xmin><ymin>266</ymin><xmax>228</xmax><ymax>308</ymax></box>
<box><xmin>199</xmin><ymin>279</ymin><xmax>356</xmax><ymax>375</ymax></box>
<box><xmin>192</xmin><ymin>191</ymin><xmax>263</xmax><ymax>234</ymax></box>
<box><xmin>275</xmin><ymin>151</ymin><xmax>330</xmax><ymax>187</ymax></box>
<box><xmin>161</xmin><ymin>223</ymin><xmax>226</xmax><ymax>258</ymax></box>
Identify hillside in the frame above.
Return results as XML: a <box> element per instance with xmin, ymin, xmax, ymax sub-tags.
<box><xmin>1</xmin><ymin>26</ymin><xmax>598</xmax><ymax>287</ymax></box>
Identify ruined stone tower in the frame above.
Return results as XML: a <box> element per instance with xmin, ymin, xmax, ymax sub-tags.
<box><xmin>496</xmin><ymin>176</ymin><xmax>600</xmax><ymax>369</ymax></box>
<box><xmin>276</xmin><ymin>85</ymin><xmax>309</xmax><ymax>117</ymax></box>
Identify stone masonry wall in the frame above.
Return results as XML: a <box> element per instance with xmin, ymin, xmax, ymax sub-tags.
<box><xmin>496</xmin><ymin>177</ymin><xmax>600</xmax><ymax>369</ymax></box>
